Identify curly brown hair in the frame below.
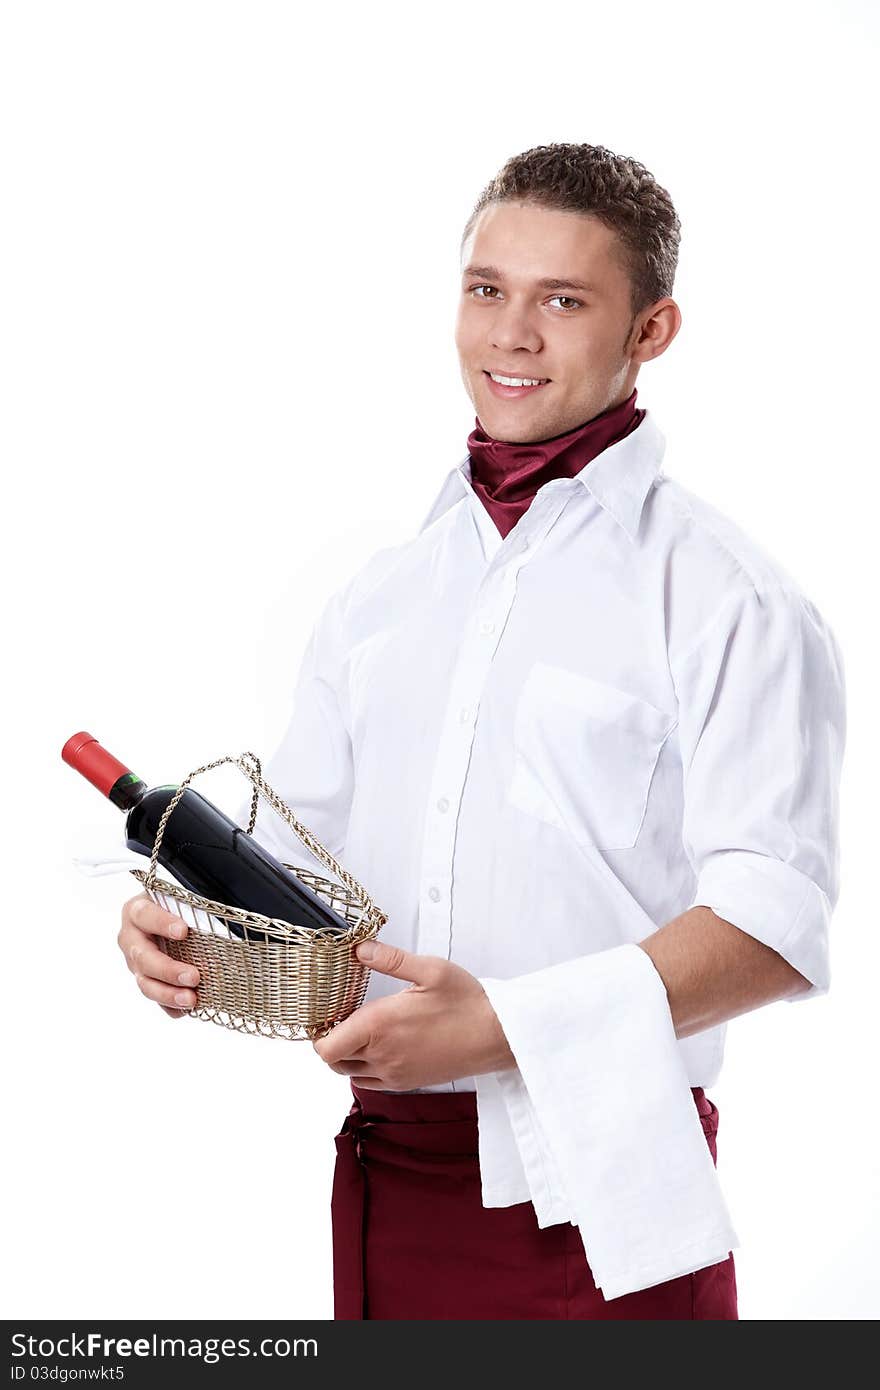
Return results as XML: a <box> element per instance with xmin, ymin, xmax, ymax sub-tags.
<box><xmin>461</xmin><ymin>142</ymin><xmax>681</xmax><ymax>327</ymax></box>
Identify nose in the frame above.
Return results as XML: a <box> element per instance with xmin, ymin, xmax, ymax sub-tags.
<box><xmin>488</xmin><ymin>301</ymin><xmax>543</xmax><ymax>356</ymax></box>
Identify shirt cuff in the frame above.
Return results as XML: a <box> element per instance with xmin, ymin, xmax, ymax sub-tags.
<box><xmin>689</xmin><ymin>849</ymin><xmax>832</xmax><ymax>999</ymax></box>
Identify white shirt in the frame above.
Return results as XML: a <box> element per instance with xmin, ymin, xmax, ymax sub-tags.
<box><xmin>242</xmin><ymin>406</ymin><xmax>845</xmax><ymax>1075</ymax></box>
<box><xmin>234</xmin><ymin>406</ymin><xmax>846</xmax><ymax>1294</ymax></box>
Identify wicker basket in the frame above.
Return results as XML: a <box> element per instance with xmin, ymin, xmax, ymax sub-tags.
<box><xmin>128</xmin><ymin>751</ymin><xmax>387</xmax><ymax>1041</ymax></box>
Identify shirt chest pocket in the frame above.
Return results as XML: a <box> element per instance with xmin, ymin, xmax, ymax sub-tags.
<box><xmin>507</xmin><ymin>662</ymin><xmax>678</xmax><ymax>851</ymax></box>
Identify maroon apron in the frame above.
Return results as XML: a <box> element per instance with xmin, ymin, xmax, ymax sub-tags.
<box><xmin>331</xmin><ymin>1079</ymin><xmax>738</xmax><ymax>1320</ymax></box>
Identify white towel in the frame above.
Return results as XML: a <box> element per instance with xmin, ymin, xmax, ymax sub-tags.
<box><xmin>475</xmin><ymin>942</ymin><xmax>740</xmax><ymax>1301</ymax></box>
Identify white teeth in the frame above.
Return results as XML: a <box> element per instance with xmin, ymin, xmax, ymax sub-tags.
<box><xmin>489</xmin><ymin>372</ymin><xmax>547</xmax><ymax>387</ymax></box>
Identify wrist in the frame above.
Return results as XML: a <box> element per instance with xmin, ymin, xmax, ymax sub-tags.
<box><xmin>479</xmin><ymin>991</ymin><xmax>517</xmax><ymax>1072</ymax></box>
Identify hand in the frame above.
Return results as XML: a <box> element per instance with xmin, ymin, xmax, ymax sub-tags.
<box><xmin>312</xmin><ymin>939</ymin><xmax>516</xmax><ymax>1089</ymax></box>
<box><xmin>117</xmin><ymin>893</ymin><xmax>200</xmax><ymax>1019</ymax></box>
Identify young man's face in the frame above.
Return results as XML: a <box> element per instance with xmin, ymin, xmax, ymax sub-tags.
<box><xmin>455</xmin><ymin>200</ymin><xmax>679</xmax><ymax>443</ymax></box>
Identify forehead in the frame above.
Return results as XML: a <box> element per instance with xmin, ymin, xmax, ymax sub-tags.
<box><xmin>462</xmin><ymin>201</ymin><xmax>625</xmax><ymax>288</ymax></box>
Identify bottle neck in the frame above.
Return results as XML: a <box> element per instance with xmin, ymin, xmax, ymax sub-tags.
<box><xmin>61</xmin><ymin>732</ymin><xmax>151</xmax><ymax>809</ymax></box>
<box><xmin>108</xmin><ymin>772</ymin><xmax>149</xmax><ymax>811</ymax></box>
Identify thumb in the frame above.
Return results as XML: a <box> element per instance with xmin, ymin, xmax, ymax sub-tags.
<box><xmin>354</xmin><ymin>938</ymin><xmax>435</xmax><ymax>984</ymax></box>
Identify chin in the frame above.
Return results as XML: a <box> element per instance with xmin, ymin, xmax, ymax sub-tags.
<box><xmin>479</xmin><ymin>400</ymin><xmax>554</xmax><ymax>436</ymax></box>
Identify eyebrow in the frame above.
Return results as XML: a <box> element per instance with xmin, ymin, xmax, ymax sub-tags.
<box><xmin>462</xmin><ymin>263</ymin><xmax>599</xmax><ymax>294</ymax></box>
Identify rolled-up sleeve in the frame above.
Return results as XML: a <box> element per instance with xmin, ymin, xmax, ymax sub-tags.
<box><xmin>671</xmin><ymin>583</ymin><xmax>847</xmax><ymax>999</ymax></box>
<box><xmin>232</xmin><ymin>584</ymin><xmax>355</xmax><ymax>873</ymax></box>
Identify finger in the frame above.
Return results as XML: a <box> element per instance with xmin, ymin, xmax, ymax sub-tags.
<box><xmin>134</xmin><ymin>972</ymin><xmax>199</xmax><ymax>1012</ymax></box>
<box><xmin>325</xmin><ymin>1058</ymin><xmax>374</xmax><ymax>1077</ymax></box>
<box><xmin>124</xmin><ymin>894</ymin><xmax>189</xmax><ymax>941</ymax></box>
<box><xmin>314</xmin><ymin>1019</ymin><xmax>371</xmax><ymax>1065</ymax></box>
<box><xmin>160</xmin><ymin>1005</ymin><xmax>191</xmax><ymax>1019</ymax></box>
<box><xmin>353</xmin><ymin>939</ymin><xmax>441</xmax><ymax>986</ymax></box>
<box><xmin>121</xmin><ymin>930</ymin><xmax>201</xmax><ymax>991</ymax></box>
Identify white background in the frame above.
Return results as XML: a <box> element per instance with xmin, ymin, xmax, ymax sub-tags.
<box><xmin>2</xmin><ymin>0</ymin><xmax>877</xmax><ymax>1321</ymax></box>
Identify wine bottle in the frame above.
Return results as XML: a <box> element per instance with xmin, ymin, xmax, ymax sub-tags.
<box><xmin>62</xmin><ymin>732</ymin><xmax>352</xmax><ymax>942</ymax></box>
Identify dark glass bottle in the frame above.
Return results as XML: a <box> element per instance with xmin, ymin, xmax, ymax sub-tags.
<box><xmin>62</xmin><ymin>732</ymin><xmax>350</xmax><ymax>942</ymax></box>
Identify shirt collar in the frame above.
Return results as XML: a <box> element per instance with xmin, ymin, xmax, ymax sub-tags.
<box><xmin>418</xmin><ymin>408</ymin><xmax>667</xmax><ymax>543</ymax></box>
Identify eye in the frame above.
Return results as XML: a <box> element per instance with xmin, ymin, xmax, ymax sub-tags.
<box><xmin>466</xmin><ymin>285</ymin><xmax>582</xmax><ymax>312</ymax></box>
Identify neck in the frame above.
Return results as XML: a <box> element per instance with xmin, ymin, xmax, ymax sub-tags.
<box><xmin>465</xmin><ymin>389</ymin><xmax>645</xmax><ymax>540</ymax></box>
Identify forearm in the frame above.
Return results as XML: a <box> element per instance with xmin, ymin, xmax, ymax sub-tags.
<box><xmin>637</xmin><ymin>904</ymin><xmax>813</xmax><ymax>1038</ymax></box>
<box><xmin>479</xmin><ymin>904</ymin><xmax>813</xmax><ymax>1077</ymax></box>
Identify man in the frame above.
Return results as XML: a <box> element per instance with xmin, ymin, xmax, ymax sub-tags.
<box><xmin>117</xmin><ymin>142</ymin><xmax>846</xmax><ymax>1319</ymax></box>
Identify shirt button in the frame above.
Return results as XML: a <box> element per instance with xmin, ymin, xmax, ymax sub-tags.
<box><xmin>437</xmin><ymin>797</ymin><xmax>450</xmax><ymax>813</ymax></box>
<box><xmin>479</xmin><ymin>618</ymin><xmax>495</xmax><ymax>635</ymax></box>
<box><xmin>459</xmin><ymin>706</ymin><xmax>470</xmax><ymax>723</ymax></box>
<box><xmin>428</xmin><ymin>886</ymin><xmax>441</xmax><ymax>903</ymax></box>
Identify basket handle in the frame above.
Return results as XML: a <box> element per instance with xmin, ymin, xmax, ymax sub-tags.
<box><xmin>143</xmin><ymin>750</ymin><xmax>375</xmax><ymax>913</ymax></box>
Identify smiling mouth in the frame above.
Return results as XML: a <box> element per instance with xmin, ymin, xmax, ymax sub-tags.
<box><xmin>483</xmin><ymin>370</ymin><xmax>551</xmax><ymax>398</ymax></box>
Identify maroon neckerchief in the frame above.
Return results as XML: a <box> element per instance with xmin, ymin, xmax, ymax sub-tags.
<box><xmin>466</xmin><ymin>388</ymin><xmax>645</xmax><ymax>539</ymax></box>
